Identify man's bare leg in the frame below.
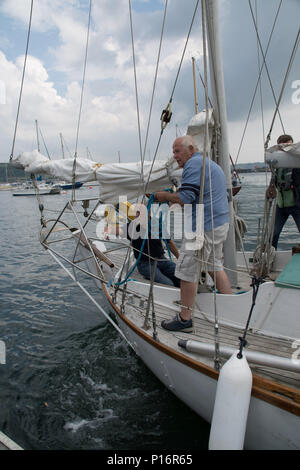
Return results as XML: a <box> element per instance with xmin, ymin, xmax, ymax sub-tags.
<box><xmin>180</xmin><ymin>280</ymin><xmax>197</xmax><ymax>321</ymax></box>
<box><xmin>209</xmin><ymin>270</ymin><xmax>232</xmax><ymax>294</ymax></box>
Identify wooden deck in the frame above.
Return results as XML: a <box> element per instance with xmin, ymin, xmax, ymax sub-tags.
<box><xmin>102</xmin><ymin>243</ymin><xmax>299</xmax><ymax>392</ymax></box>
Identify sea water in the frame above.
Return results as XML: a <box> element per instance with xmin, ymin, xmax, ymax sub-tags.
<box><xmin>0</xmin><ymin>173</ymin><xmax>299</xmax><ymax>450</ymax></box>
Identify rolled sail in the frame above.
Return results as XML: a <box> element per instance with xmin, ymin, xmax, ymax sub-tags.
<box><xmin>11</xmin><ymin>150</ymin><xmax>182</xmax><ymax>203</ymax></box>
<box><xmin>265</xmin><ymin>142</ymin><xmax>300</xmax><ymax>168</ymax></box>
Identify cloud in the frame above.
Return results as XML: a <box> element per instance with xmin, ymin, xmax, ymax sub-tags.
<box><xmin>0</xmin><ymin>0</ymin><xmax>81</xmax><ymax>33</ymax></box>
<box><xmin>0</xmin><ymin>0</ymin><xmax>299</xmax><ymax>165</ymax></box>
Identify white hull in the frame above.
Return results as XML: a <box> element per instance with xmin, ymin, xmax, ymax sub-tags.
<box><xmin>40</xmin><ymin>203</ymin><xmax>300</xmax><ymax>450</ymax></box>
<box><xmin>80</xmin><ymin>238</ymin><xmax>298</xmax><ymax>450</ymax></box>
<box><xmin>114</xmin><ymin>312</ymin><xmax>299</xmax><ymax>450</ymax></box>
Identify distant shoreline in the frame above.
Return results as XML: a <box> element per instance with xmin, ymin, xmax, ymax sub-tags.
<box><xmin>236</xmin><ymin>168</ymin><xmax>271</xmax><ymax>173</ymax></box>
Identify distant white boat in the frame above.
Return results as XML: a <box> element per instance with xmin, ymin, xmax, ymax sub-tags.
<box><xmin>58</xmin><ymin>181</ymin><xmax>83</xmax><ymax>190</ymax></box>
<box><xmin>12</xmin><ymin>182</ymin><xmax>61</xmax><ymax>196</ymax></box>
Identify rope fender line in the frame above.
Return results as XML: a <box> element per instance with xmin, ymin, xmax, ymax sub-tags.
<box><xmin>237</xmin><ymin>274</ymin><xmax>265</xmax><ymax>359</ymax></box>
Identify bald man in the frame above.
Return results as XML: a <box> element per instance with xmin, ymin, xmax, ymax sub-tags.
<box><xmin>153</xmin><ymin>135</ymin><xmax>232</xmax><ymax>332</ymax></box>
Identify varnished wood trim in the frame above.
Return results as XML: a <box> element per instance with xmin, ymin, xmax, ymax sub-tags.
<box><xmin>102</xmin><ymin>283</ymin><xmax>300</xmax><ymax>417</ymax></box>
<box><xmin>75</xmin><ymin>232</ymin><xmax>114</xmax><ymax>268</ymax></box>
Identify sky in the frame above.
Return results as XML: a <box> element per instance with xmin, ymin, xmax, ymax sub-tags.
<box><xmin>0</xmin><ymin>0</ymin><xmax>299</xmax><ymax>165</ymax></box>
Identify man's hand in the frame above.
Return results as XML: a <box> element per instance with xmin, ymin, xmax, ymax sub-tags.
<box><xmin>147</xmin><ymin>191</ymin><xmax>184</xmax><ymax>206</ymax></box>
<box><xmin>153</xmin><ymin>191</ymin><xmax>170</xmax><ymax>203</ymax></box>
<box><xmin>146</xmin><ymin>192</ymin><xmax>167</xmax><ymax>202</ymax></box>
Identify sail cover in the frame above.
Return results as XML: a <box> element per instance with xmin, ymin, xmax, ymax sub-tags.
<box><xmin>11</xmin><ymin>150</ymin><xmax>182</xmax><ymax>203</ymax></box>
<box><xmin>265</xmin><ymin>142</ymin><xmax>300</xmax><ymax>168</ymax></box>
<box><xmin>186</xmin><ymin>109</ymin><xmax>215</xmax><ymax>153</ymax></box>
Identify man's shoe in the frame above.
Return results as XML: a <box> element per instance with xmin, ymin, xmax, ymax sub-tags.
<box><xmin>161</xmin><ymin>313</ymin><xmax>193</xmax><ymax>333</ymax></box>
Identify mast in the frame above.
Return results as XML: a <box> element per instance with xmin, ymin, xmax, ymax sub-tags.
<box><xmin>204</xmin><ymin>0</ymin><xmax>237</xmax><ymax>285</ymax></box>
<box><xmin>192</xmin><ymin>57</ymin><xmax>198</xmax><ymax>114</ymax></box>
<box><xmin>35</xmin><ymin>119</ymin><xmax>40</xmax><ymax>152</ymax></box>
<box><xmin>60</xmin><ymin>133</ymin><xmax>65</xmax><ymax>159</ymax></box>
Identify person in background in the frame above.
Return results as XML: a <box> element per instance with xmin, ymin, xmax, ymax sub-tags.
<box><xmin>266</xmin><ymin>135</ymin><xmax>300</xmax><ymax>249</ymax></box>
<box><xmin>153</xmin><ymin>135</ymin><xmax>232</xmax><ymax>333</ymax></box>
<box><xmin>104</xmin><ymin>202</ymin><xmax>180</xmax><ymax>287</ymax></box>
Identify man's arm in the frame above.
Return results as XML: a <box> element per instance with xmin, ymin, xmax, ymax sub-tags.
<box><xmin>152</xmin><ymin>191</ymin><xmax>184</xmax><ymax>205</ymax></box>
<box><xmin>167</xmin><ymin>239</ymin><xmax>179</xmax><ymax>259</ymax></box>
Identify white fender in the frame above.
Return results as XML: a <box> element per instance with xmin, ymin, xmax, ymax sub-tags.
<box><xmin>209</xmin><ymin>351</ymin><xmax>253</xmax><ymax>450</ymax></box>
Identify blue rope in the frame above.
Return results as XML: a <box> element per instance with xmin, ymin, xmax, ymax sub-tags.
<box><xmin>149</xmin><ymin>189</ymin><xmax>173</xmax><ymax>260</ymax></box>
<box><xmin>114</xmin><ymin>190</ymin><xmax>173</xmax><ymax>286</ymax></box>
<box><xmin>114</xmin><ymin>194</ymin><xmax>154</xmax><ymax>286</ymax></box>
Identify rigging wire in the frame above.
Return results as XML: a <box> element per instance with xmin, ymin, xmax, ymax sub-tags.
<box><xmin>128</xmin><ymin>0</ymin><xmax>169</xmax><ymax>209</ymax></box>
<box><xmin>38</xmin><ymin>126</ymin><xmax>51</xmax><ymax>160</ymax></box>
<box><xmin>141</xmin><ymin>0</ymin><xmax>169</xmax><ymax>279</ymax></box>
<box><xmin>128</xmin><ymin>0</ymin><xmax>152</xmax><ymax>278</ymax></box>
<box><xmin>74</xmin><ymin>0</ymin><xmax>92</xmax><ymax>157</ymax></box>
<box><xmin>128</xmin><ymin>0</ymin><xmax>144</xmax><ymax>174</ymax></box>
<box><xmin>72</xmin><ymin>0</ymin><xmax>92</xmax><ymax>201</ymax></box>
<box><xmin>234</xmin><ymin>0</ymin><xmax>284</xmax><ymax>165</ymax></box>
<box><xmin>35</xmin><ymin>119</ymin><xmax>40</xmax><ymax>152</ymax></box>
<box><xmin>255</xmin><ymin>0</ymin><xmax>266</xmax><ymax>151</ymax></box>
<box><xmin>195</xmin><ymin>61</ymin><xmax>213</xmax><ymax>108</ymax></box>
<box><xmin>142</xmin><ymin>0</ymin><xmax>200</xmax><ymax>198</ymax></box>
<box><xmin>60</xmin><ymin>134</ymin><xmax>73</xmax><ymax>158</ymax></box>
<box><xmin>9</xmin><ymin>0</ymin><xmax>34</xmax><ymax>162</ymax></box>
<box><xmin>265</xmin><ymin>26</ymin><xmax>300</xmax><ymax>149</ymax></box>
<box><xmin>257</xmin><ymin>27</ymin><xmax>300</xmax><ymax>273</ymax></box>
<box><xmin>141</xmin><ymin>0</ymin><xmax>169</xmax><ymax>168</ymax></box>
<box><xmin>5</xmin><ymin>0</ymin><xmax>49</xmax><ymax>219</ymax></box>
<box><xmin>168</xmin><ymin>0</ymin><xmax>200</xmax><ymax>103</ymax></box>
<box><xmin>248</xmin><ymin>0</ymin><xmax>286</xmax><ymax>135</ymax></box>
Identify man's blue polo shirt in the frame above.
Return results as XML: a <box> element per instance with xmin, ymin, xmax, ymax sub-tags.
<box><xmin>178</xmin><ymin>152</ymin><xmax>229</xmax><ymax>232</ymax></box>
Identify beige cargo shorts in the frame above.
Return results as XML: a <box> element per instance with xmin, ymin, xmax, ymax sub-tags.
<box><xmin>175</xmin><ymin>223</ymin><xmax>229</xmax><ymax>283</ymax></box>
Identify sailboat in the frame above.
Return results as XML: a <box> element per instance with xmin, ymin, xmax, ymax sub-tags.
<box><xmin>57</xmin><ymin>133</ymin><xmax>84</xmax><ymax>190</ymax></box>
<box><xmin>10</xmin><ymin>0</ymin><xmax>300</xmax><ymax>450</ymax></box>
<box><xmin>11</xmin><ymin>181</ymin><xmax>61</xmax><ymax>196</ymax></box>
